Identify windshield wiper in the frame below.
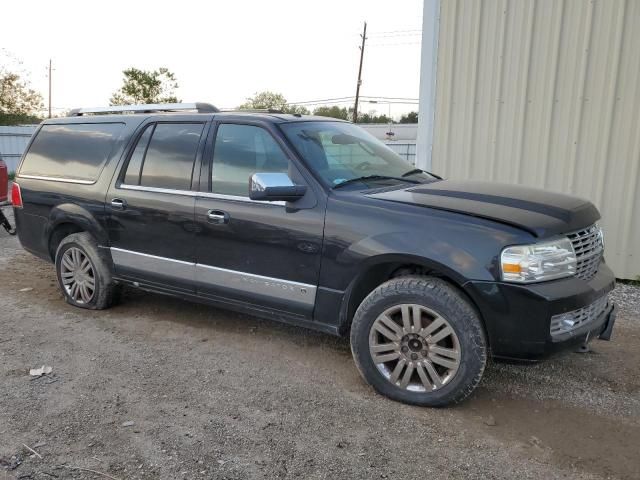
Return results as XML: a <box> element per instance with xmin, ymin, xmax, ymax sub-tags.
<box><xmin>402</xmin><ymin>168</ymin><xmax>424</xmax><ymax>177</ymax></box>
<box><xmin>402</xmin><ymin>168</ymin><xmax>443</xmax><ymax>180</ymax></box>
<box><xmin>333</xmin><ymin>175</ymin><xmax>421</xmax><ymax>189</ymax></box>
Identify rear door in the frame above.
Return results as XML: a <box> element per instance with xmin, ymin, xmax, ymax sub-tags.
<box><xmin>106</xmin><ymin>119</ymin><xmax>208</xmax><ymax>293</ymax></box>
<box><xmin>193</xmin><ymin>121</ymin><xmax>325</xmax><ymax>318</ymax></box>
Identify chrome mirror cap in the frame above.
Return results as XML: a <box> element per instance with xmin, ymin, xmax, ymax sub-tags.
<box><xmin>249</xmin><ymin>173</ymin><xmax>307</xmax><ymax>202</ymax></box>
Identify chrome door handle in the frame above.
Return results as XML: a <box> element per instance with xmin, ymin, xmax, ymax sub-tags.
<box><xmin>207</xmin><ymin>210</ymin><xmax>229</xmax><ymax>224</ymax></box>
<box><xmin>111</xmin><ymin>198</ymin><xmax>127</xmax><ymax>210</ymax></box>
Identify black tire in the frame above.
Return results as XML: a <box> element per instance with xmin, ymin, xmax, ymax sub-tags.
<box><xmin>350</xmin><ymin>276</ymin><xmax>487</xmax><ymax>407</ymax></box>
<box><xmin>55</xmin><ymin>232</ymin><xmax>116</xmax><ymax>310</ymax></box>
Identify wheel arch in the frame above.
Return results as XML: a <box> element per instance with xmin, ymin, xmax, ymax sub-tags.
<box><xmin>337</xmin><ymin>254</ymin><xmax>489</xmax><ymax>346</ymax></box>
<box><xmin>46</xmin><ymin>204</ymin><xmax>109</xmax><ymax>261</ymax></box>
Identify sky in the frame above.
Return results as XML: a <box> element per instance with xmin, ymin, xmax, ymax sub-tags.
<box><xmin>1</xmin><ymin>0</ymin><xmax>423</xmax><ymax>119</ymax></box>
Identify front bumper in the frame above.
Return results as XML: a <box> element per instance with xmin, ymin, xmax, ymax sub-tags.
<box><xmin>464</xmin><ymin>263</ymin><xmax>616</xmax><ymax>360</ymax></box>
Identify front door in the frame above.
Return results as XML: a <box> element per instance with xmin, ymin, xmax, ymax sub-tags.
<box><xmin>106</xmin><ymin>120</ymin><xmax>208</xmax><ymax>293</ymax></box>
<box><xmin>194</xmin><ymin>121</ymin><xmax>325</xmax><ymax>317</ymax></box>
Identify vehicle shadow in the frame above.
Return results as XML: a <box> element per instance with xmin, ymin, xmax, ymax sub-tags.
<box><xmin>110</xmin><ymin>285</ymin><xmax>353</xmax><ymax>353</ymax></box>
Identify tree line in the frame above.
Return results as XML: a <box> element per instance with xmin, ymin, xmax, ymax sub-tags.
<box><xmin>236</xmin><ymin>91</ymin><xmax>417</xmax><ymax>123</ymax></box>
<box><xmin>0</xmin><ymin>50</ymin><xmax>44</xmax><ymax>125</ymax></box>
<box><xmin>1</xmin><ymin>61</ymin><xmax>418</xmax><ymax>124</ymax></box>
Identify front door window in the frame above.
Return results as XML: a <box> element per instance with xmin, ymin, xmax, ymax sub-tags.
<box><xmin>211</xmin><ymin>124</ymin><xmax>289</xmax><ymax>197</ymax></box>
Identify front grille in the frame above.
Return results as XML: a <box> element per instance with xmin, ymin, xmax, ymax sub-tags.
<box><xmin>550</xmin><ymin>294</ymin><xmax>609</xmax><ymax>338</ymax></box>
<box><xmin>567</xmin><ymin>224</ymin><xmax>603</xmax><ymax>281</ymax></box>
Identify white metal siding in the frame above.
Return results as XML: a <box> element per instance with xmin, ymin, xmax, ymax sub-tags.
<box><xmin>359</xmin><ymin>123</ymin><xmax>418</xmax><ymax>141</ymax></box>
<box><xmin>431</xmin><ymin>0</ymin><xmax>640</xmax><ymax>279</ymax></box>
<box><xmin>0</xmin><ymin>125</ymin><xmax>38</xmax><ymax>173</ymax></box>
<box><xmin>385</xmin><ymin>142</ymin><xmax>417</xmax><ymax>164</ymax></box>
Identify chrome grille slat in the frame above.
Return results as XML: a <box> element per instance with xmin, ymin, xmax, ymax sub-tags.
<box><xmin>567</xmin><ymin>224</ymin><xmax>603</xmax><ymax>281</ymax></box>
<box><xmin>550</xmin><ymin>294</ymin><xmax>609</xmax><ymax>337</ymax></box>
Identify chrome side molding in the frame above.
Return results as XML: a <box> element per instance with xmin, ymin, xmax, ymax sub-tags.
<box><xmin>17</xmin><ymin>174</ymin><xmax>95</xmax><ymax>185</ymax></box>
<box><xmin>196</xmin><ymin>263</ymin><xmax>316</xmax><ymax>307</ymax></box>
<box><xmin>118</xmin><ymin>183</ymin><xmax>285</xmax><ymax>206</ymax></box>
<box><xmin>109</xmin><ymin>247</ymin><xmax>316</xmax><ymax>307</ymax></box>
<box><xmin>110</xmin><ymin>247</ymin><xmax>195</xmax><ymax>282</ymax></box>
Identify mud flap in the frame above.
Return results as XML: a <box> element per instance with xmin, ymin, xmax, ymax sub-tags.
<box><xmin>0</xmin><ymin>208</ymin><xmax>16</xmax><ymax>235</ymax></box>
<box><xmin>599</xmin><ymin>304</ymin><xmax>617</xmax><ymax>341</ymax></box>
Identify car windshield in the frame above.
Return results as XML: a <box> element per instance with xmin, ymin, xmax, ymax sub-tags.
<box><xmin>280</xmin><ymin>121</ymin><xmax>435</xmax><ymax>188</ymax></box>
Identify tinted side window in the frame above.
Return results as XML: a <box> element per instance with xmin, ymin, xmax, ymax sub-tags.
<box><xmin>20</xmin><ymin>123</ymin><xmax>124</xmax><ymax>182</ymax></box>
<box><xmin>137</xmin><ymin>123</ymin><xmax>204</xmax><ymax>190</ymax></box>
<box><xmin>123</xmin><ymin>125</ymin><xmax>153</xmax><ymax>185</ymax></box>
<box><xmin>211</xmin><ymin>124</ymin><xmax>289</xmax><ymax>196</ymax></box>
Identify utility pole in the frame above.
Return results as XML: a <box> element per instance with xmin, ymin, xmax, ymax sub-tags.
<box><xmin>48</xmin><ymin>59</ymin><xmax>52</xmax><ymax>119</ymax></box>
<box><xmin>353</xmin><ymin>22</ymin><xmax>367</xmax><ymax>123</ymax></box>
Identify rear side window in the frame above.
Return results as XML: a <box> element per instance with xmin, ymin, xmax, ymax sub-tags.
<box><xmin>123</xmin><ymin>125</ymin><xmax>153</xmax><ymax>185</ymax></box>
<box><xmin>20</xmin><ymin>123</ymin><xmax>124</xmax><ymax>182</ymax></box>
<box><xmin>123</xmin><ymin>123</ymin><xmax>204</xmax><ymax>191</ymax></box>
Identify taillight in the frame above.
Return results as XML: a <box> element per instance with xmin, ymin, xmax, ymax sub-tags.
<box><xmin>11</xmin><ymin>182</ymin><xmax>23</xmax><ymax>208</ymax></box>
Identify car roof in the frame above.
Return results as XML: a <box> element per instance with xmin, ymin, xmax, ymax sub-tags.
<box><xmin>43</xmin><ymin>111</ymin><xmax>349</xmax><ymax>126</ymax></box>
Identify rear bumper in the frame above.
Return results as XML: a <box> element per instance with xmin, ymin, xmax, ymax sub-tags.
<box><xmin>464</xmin><ymin>263</ymin><xmax>616</xmax><ymax>360</ymax></box>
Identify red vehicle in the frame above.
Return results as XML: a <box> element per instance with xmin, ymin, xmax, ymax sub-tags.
<box><xmin>0</xmin><ymin>159</ymin><xmax>16</xmax><ymax>234</ymax></box>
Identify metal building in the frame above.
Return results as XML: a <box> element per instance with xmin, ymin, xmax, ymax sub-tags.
<box><xmin>417</xmin><ymin>0</ymin><xmax>640</xmax><ymax>279</ymax></box>
<box><xmin>359</xmin><ymin>124</ymin><xmax>418</xmax><ymax>164</ymax></box>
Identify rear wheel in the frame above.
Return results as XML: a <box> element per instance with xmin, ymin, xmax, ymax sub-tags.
<box><xmin>55</xmin><ymin>232</ymin><xmax>115</xmax><ymax>310</ymax></box>
<box><xmin>350</xmin><ymin>276</ymin><xmax>487</xmax><ymax>407</ymax></box>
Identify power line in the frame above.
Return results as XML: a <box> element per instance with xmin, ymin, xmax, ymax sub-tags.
<box><xmin>288</xmin><ymin>100</ymin><xmax>354</xmax><ymax>106</ymax></box>
<box><xmin>368</xmin><ymin>28</ymin><xmax>422</xmax><ymax>36</ymax></box>
<box><xmin>285</xmin><ymin>95</ymin><xmax>420</xmax><ymax>108</ymax></box>
<box><xmin>287</xmin><ymin>96</ymin><xmax>355</xmax><ymax>105</ymax></box>
<box><xmin>361</xmin><ymin>96</ymin><xmax>419</xmax><ymax>101</ymax></box>
<box><xmin>289</xmin><ymin>96</ymin><xmax>420</xmax><ymax>103</ymax></box>
<box><xmin>367</xmin><ymin>100</ymin><xmax>420</xmax><ymax>105</ymax></box>
<box><xmin>368</xmin><ymin>41</ymin><xmax>421</xmax><ymax>47</ymax></box>
<box><xmin>367</xmin><ymin>32</ymin><xmax>422</xmax><ymax>38</ymax></box>
<box><xmin>285</xmin><ymin>101</ymin><xmax>419</xmax><ymax>109</ymax></box>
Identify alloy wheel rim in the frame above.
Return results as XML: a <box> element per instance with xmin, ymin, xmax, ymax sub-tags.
<box><xmin>60</xmin><ymin>247</ymin><xmax>96</xmax><ymax>304</ymax></box>
<box><xmin>369</xmin><ymin>304</ymin><xmax>461</xmax><ymax>392</ymax></box>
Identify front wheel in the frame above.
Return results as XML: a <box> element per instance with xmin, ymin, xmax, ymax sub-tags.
<box><xmin>350</xmin><ymin>276</ymin><xmax>487</xmax><ymax>407</ymax></box>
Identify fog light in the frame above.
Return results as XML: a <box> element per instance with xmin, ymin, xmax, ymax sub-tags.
<box><xmin>550</xmin><ymin>313</ymin><xmax>578</xmax><ymax>334</ymax></box>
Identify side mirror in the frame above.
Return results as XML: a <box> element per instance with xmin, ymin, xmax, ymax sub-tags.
<box><xmin>249</xmin><ymin>173</ymin><xmax>307</xmax><ymax>202</ymax></box>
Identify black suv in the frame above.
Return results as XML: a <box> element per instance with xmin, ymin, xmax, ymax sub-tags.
<box><xmin>12</xmin><ymin>103</ymin><xmax>616</xmax><ymax>406</ymax></box>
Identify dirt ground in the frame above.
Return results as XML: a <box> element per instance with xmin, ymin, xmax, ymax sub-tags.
<box><xmin>1</xmin><ymin>209</ymin><xmax>639</xmax><ymax>480</ymax></box>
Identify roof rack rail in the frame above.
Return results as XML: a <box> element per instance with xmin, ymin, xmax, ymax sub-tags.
<box><xmin>219</xmin><ymin>108</ymin><xmax>285</xmax><ymax>114</ymax></box>
<box><xmin>67</xmin><ymin>102</ymin><xmax>219</xmax><ymax>117</ymax></box>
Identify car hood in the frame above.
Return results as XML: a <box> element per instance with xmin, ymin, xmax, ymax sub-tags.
<box><xmin>366</xmin><ymin>180</ymin><xmax>599</xmax><ymax>238</ymax></box>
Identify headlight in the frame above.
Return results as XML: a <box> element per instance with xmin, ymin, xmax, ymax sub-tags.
<box><xmin>597</xmin><ymin>224</ymin><xmax>605</xmax><ymax>249</ymax></box>
<box><xmin>501</xmin><ymin>238</ymin><xmax>577</xmax><ymax>283</ymax></box>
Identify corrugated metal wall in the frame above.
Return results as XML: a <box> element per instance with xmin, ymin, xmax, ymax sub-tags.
<box><xmin>0</xmin><ymin>125</ymin><xmax>38</xmax><ymax>173</ymax></box>
<box><xmin>431</xmin><ymin>0</ymin><xmax>640</xmax><ymax>279</ymax></box>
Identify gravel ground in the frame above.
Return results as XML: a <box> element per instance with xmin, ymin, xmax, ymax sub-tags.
<box><xmin>610</xmin><ymin>282</ymin><xmax>640</xmax><ymax>318</ymax></box>
<box><xmin>1</xmin><ymin>208</ymin><xmax>639</xmax><ymax>480</ymax></box>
